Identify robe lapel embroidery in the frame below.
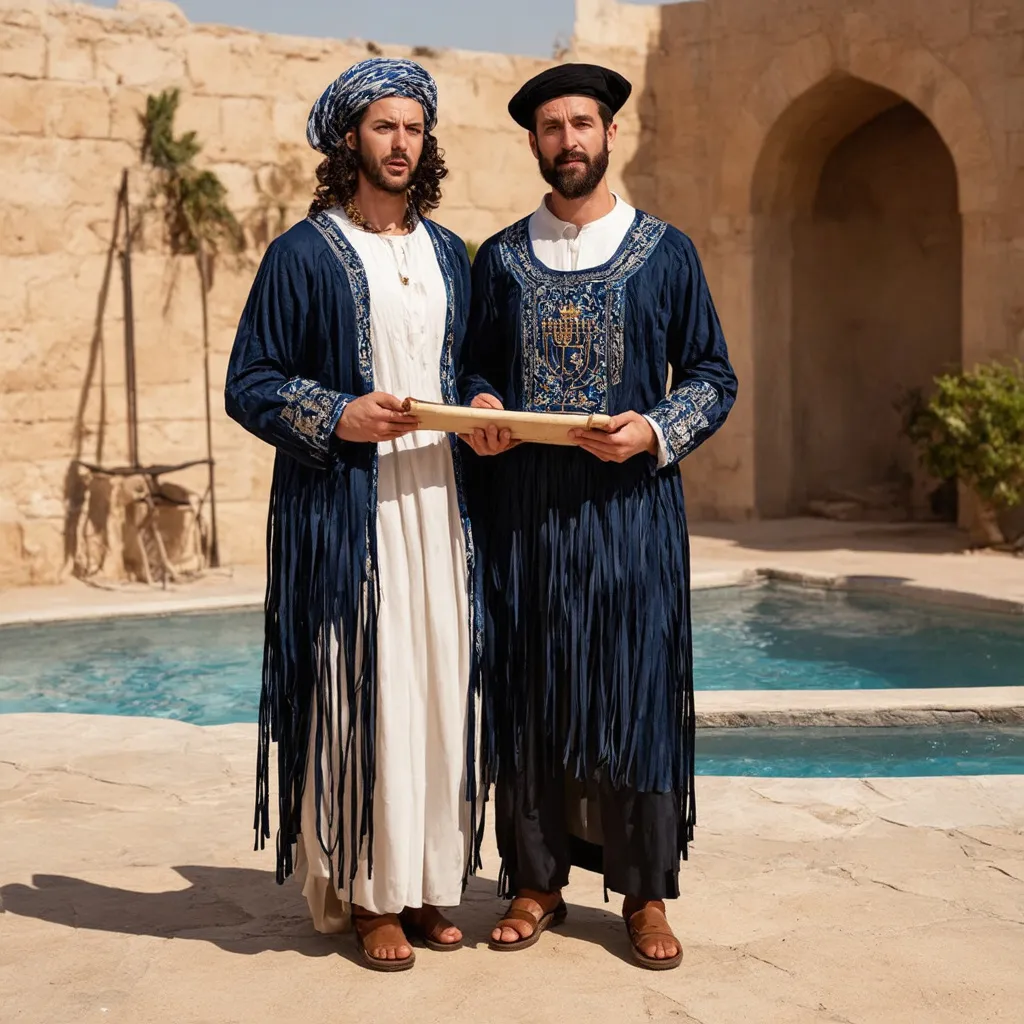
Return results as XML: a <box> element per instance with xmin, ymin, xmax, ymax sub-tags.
<box><xmin>309</xmin><ymin>212</ymin><xmax>375</xmax><ymax>393</ymax></box>
<box><xmin>497</xmin><ymin>213</ymin><xmax>667</xmax><ymax>413</ymax></box>
<box><xmin>424</xmin><ymin>222</ymin><xmax>458</xmax><ymax>404</ymax></box>
<box><xmin>309</xmin><ymin>212</ymin><xmax>381</xmax><ymax>582</ymax></box>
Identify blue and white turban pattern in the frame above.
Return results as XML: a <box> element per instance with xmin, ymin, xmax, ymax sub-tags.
<box><xmin>306</xmin><ymin>58</ymin><xmax>439</xmax><ymax>155</ymax></box>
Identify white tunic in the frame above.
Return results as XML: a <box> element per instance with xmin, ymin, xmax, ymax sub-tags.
<box><xmin>296</xmin><ymin>209</ymin><xmax>472</xmax><ymax>928</ymax></box>
<box><xmin>529</xmin><ymin>193</ymin><xmax>669</xmax><ymax>467</ymax></box>
<box><xmin>528</xmin><ymin>190</ymin><xmax>637</xmax><ymax>272</ymax></box>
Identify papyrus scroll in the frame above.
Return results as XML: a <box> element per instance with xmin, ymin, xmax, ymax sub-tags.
<box><xmin>402</xmin><ymin>399</ymin><xmax>612</xmax><ymax>446</ymax></box>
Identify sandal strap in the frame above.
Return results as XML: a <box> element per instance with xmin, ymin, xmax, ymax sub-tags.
<box><xmin>499</xmin><ymin>906</ymin><xmax>544</xmax><ymax>926</ymax></box>
<box><xmin>495</xmin><ymin>892</ymin><xmax>563</xmax><ymax>930</ymax></box>
<box><xmin>626</xmin><ymin>905</ymin><xmax>678</xmax><ymax>944</ymax></box>
<box><xmin>354</xmin><ymin>912</ymin><xmax>408</xmax><ymax>952</ymax></box>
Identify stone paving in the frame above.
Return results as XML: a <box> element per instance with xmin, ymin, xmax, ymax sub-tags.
<box><xmin>1</xmin><ymin>520</ymin><xmax>1022</xmax><ymax>1022</ymax></box>
<box><xmin>1</xmin><ymin>715</ymin><xmax>1022</xmax><ymax>1024</ymax></box>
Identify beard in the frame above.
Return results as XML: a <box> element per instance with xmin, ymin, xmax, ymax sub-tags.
<box><xmin>357</xmin><ymin>145</ymin><xmax>417</xmax><ymax>195</ymax></box>
<box><xmin>538</xmin><ymin>139</ymin><xmax>610</xmax><ymax>200</ymax></box>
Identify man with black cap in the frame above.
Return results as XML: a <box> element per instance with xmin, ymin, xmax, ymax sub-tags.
<box><xmin>458</xmin><ymin>63</ymin><xmax>737</xmax><ymax>970</ymax></box>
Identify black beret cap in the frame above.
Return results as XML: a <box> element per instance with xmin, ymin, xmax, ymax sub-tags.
<box><xmin>508</xmin><ymin>63</ymin><xmax>632</xmax><ymax>130</ymax></box>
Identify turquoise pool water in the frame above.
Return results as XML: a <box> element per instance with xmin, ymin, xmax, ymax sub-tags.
<box><xmin>1</xmin><ymin>585</ymin><xmax>1021</xmax><ymax>725</ymax></box>
<box><xmin>698</xmin><ymin>726</ymin><xmax>1024</xmax><ymax>776</ymax></box>
<box><xmin>2</xmin><ymin>585</ymin><xmax>1023</xmax><ymax>776</ymax></box>
<box><xmin>1</xmin><ymin>611</ymin><xmax>259</xmax><ymax>725</ymax></box>
<box><xmin>691</xmin><ymin>585</ymin><xmax>1024</xmax><ymax>690</ymax></box>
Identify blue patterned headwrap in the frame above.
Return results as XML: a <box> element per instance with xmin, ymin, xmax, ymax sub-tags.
<box><xmin>306</xmin><ymin>58</ymin><xmax>439</xmax><ymax>154</ymax></box>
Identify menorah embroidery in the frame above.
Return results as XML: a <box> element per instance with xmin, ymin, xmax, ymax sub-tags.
<box><xmin>543</xmin><ymin>301</ymin><xmax>597</xmax><ymax>347</ymax></box>
<box><xmin>538</xmin><ymin>300</ymin><xmax>602</xmax><ymax>409</ymax></box>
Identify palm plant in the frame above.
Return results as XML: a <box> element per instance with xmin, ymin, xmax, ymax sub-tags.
<box><xmin>139</xmin><ymin>88</ymin><xmax>245</xmax><ymax>567</ymax></box>
<box><xmin>140</xmin><ymin>89</ymin><xmax>243</xmax><ymax>257</ymax></box>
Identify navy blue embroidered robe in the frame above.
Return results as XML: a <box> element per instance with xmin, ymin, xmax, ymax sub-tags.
<box><xmin>224</xmin><ymin>213</ymin><xmax>482</xmax><ymax>885</ymax></box>
<box><xmin>458</xmin><ymin>212</ymin><xmax>737</xmax><ymax>862</ymax></box>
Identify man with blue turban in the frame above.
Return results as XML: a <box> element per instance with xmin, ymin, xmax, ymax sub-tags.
<box><xmin>225</xmin><ymin>58</ymin><xmax>482</xmax><ymax>972</ymax></box>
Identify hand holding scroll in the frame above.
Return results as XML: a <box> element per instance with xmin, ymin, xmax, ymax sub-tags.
<box><xmin>335</xmin><ymin>392</ymin><xmax>419</xmax><ymax>443</ymax></box>
<box><xmin>571</xmin><ymin>410</ymin><xmax>658</xmax><ymax>463</ymax></box>
<box><xmin>459</xmin><ymin>393</ymin><xmax>518</xmax><ymax>456</ymax></box>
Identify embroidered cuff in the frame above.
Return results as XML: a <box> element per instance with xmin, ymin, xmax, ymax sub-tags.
<box><xmin>646</xmin><ymin>380</ymin><xmax>720</xmax><ymax>466</ymax></box>
<box><xmin>642</xmin><ymin>415</ymin><xmax>670</xmax><ymax>470</ymax></box>
<box><xmin>277</xmin><ymin>377</ymin><xmax>351</xmax><ymax>459</ymax></box>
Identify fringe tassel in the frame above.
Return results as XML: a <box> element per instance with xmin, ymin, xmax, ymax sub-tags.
<box><xmin>496</xmin><ymin>860</ymin><xmax>510</xmax><ymax>900</ymax></box>
<box><xmin>255</xmin><ymin>443</ymin><xmax>488</xmax><ymax>892</ymax></box>
<box><xmin>451</xmin><ymin>437</ymin><xmax>489</xmax><ymax>881</ymax></box>
<box><xmin>253</xmin><ymin>454</ymin><xmax>380</xmax><ymax>888</ymax></box>
<box><xmin>680</xmin><ymin>511</ymin><xmax>697</xmax><ymax>860</ymax></box>
<box><xmin>478</xmin><ymin>447</ymin><xmax>696</xmax><ymax>864</ymax></box>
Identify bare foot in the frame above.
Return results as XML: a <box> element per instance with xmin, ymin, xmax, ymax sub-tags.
<box><xmin>491</xmin><ymin>888</ymin><xmax>563</xmax><ymax>945</ymax></box>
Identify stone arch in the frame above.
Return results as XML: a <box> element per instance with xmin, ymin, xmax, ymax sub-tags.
<box><xmin>718</xmin><ymin>34</ymin><xmax>999</xmax><ymax>218</ymax></box>
<box><xmin>723</xmin><ymin>38</ymin><xmax>988</xmax><ymax>520</ymax></box>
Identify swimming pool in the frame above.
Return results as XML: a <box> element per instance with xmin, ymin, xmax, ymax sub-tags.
<box><xmin>692</xmin><ymin>585</ymin><xmax>1024</xmax><ymax>690</ymax></box>
<box><xmin>1</xmin><ymin>584</ymin><xmax>1021</xmax><ymax>726</ymax></box>
<box><xmin>697</xmin><ymin>725</ymin><xmax>1024</xmax><ymax>776</ymax></box>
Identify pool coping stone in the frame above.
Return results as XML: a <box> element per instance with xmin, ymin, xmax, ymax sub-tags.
<box><xmin>4</xmin><ymin>564</ymin><xmax>1024</xmax><ymax>627</ymax></box>
<box><xmin>696</xmin><ymin>686</ymin><xmax>1024</xmax><ymax>728</ymax></box>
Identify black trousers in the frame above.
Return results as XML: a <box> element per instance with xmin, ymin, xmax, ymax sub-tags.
<box><xmin>494</xmin><ymin>765</ymin><xmax>681</xmax><ymax>901</ymax></box>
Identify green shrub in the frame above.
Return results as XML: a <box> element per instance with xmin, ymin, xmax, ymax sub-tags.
<box><xmin>903</xmin><ymin>361</ymin><xmax>1024</xmax><ymax>528</ymax></box>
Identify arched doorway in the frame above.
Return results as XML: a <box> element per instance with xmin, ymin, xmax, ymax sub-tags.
<box><xmin>752</xmin><ymin>75</ymin><xmax>961</xmax><ymax>521</ymax></box>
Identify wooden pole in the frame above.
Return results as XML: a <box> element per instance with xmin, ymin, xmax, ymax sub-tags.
<box><xmin>197</xmin><ymin>239</ymin><xmax>220</xmax><ymax>568</ymax></box>
<box><xmin>119</xmin><ymin>170</ymin><xmax>140</xmax><ymax>469</ymax></box>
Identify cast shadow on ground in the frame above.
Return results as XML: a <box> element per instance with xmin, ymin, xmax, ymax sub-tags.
<box><xmin>0</xmin><ymin>866</ymin><xmax>632</xmax><ymax>965</ymax></box>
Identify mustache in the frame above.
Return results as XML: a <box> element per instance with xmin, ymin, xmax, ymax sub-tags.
<box><xmin>554</xmin><ymin>149</ymin><xmax>591</xmax><ymax>167</ymax></box>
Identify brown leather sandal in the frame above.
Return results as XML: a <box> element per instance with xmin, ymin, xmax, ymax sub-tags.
<box><xmin>353</xmin><ymin>911</ymin><xmax>416</xmax><ymax>972</ymax></box>
<box><xmin>399</xmin><ymin>906</ymin><xmax>463</xmax><ymax>952</ymax></box>
<box><xmin>488</xmin><ymin>895</ymin><xmax>568</xmax><ymax>952</ymax></box>
<box><xmin>623</xmin><ymin>902</ymin><xmax>683</xmax><ymax>971</ymax></box>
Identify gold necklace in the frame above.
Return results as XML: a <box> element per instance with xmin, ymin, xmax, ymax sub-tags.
<box><xmin>344</xmin><ymin>197</ymin><xmax>417</xmax><ymax>235</ymax></box>
<box><xmin>344</xmin><ymin>199</ymin><xmax>416</xmax><ymax>286</ymax></box>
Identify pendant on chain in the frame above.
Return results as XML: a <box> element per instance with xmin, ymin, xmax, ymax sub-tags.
<box><xmin>343</xmin><ymin>200</ymin><xmax>413</xmax><ymax>285</ymax></box>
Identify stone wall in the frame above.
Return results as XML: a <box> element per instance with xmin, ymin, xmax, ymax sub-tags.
<box><xmin>4</xmin><ymin>0</ymin><xmax>1024</xmax><ymax>584</ymax></box>
<box><xmin>0</xmin><ymin>0</ymin><xmax>571</xmax><ymax>584</ymax></box>
<box><xmin>574</xmin><ymin>0</ymin><xmax>1024</xmax><ymax>522</ymax></box>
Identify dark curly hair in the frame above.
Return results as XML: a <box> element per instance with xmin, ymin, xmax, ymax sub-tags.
<box><xmin>308</xmin><ymin>132</ymin><xmax>448</xmax><ymax>218</ymax></box>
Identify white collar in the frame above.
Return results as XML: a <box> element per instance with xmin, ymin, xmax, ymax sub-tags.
<box><xmin>530</xmin><ymin>192</ymin><xmax>635</xmax><ymax>241</ymax></box>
